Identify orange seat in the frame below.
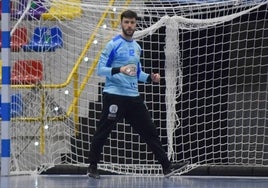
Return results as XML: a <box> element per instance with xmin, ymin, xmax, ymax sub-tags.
<box><xmin>11</xmin><ymin>60</ymin><xmax>43</xmax><ymax>84</ymax></box>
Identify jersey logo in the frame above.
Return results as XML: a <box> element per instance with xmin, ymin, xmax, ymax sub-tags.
<box><xmin>129</xmin><ymin>49</ymin><xmax>135</xmax><ymax>56</ymax></box>
<box><xmin>108</xmin><ymin>104</ymin><xmax>118</xmax><ymax>120</ymax></box>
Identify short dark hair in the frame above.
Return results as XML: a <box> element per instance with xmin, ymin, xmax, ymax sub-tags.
<box><xmin>120</xmin><ymin>10</ymin><xmax>138</xmax><ymax>21</ymax></box>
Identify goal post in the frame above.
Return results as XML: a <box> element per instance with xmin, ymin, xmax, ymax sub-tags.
<box><xmin>1</xmin><ymin>0</ymin><xmax>268</xmax><ymax>176</ymax></box>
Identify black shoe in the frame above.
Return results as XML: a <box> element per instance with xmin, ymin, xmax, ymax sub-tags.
<box><xmin>87</xmin><ymin>165</ymin><xmax>100</xmax><ymax>179</ymax></box>
<box><xmin>163</xmin><ymin>161</ymin><xmax>189</xmax><ymax>178</ymax></box>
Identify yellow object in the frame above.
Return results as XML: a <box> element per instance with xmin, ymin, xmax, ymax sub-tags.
<box><xmin>41</xmin><ymin>0</ymin><xmax>82</xmax><ymax>20</ymax></box>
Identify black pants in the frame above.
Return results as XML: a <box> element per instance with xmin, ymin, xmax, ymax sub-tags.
<box><xmin>88</xmin><ymin>93</ymin><xmax>171</xmax><ymax>169</ymax></box>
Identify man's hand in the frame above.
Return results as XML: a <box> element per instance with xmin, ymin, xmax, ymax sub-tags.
<box><xmin>151</xmin><ymin>73</ymin><xmax>160</xmax><ymax>83</ymax></box>
<box><xmin>120</xmin><ymin>64</ymin><xmax>137</xmax><ymax>77</ymax></box>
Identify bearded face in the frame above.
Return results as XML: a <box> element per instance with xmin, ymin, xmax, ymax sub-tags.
<box><xmin>121</xmin><ymin>17</ymin><xmax>136</xmax><ymax>38</ymax></box>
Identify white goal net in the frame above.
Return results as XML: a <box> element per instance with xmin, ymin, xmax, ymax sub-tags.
<box><xmin>1</xmin><ymin>0</ymin><xmax>268</xmax><ymax>175</ymax></box>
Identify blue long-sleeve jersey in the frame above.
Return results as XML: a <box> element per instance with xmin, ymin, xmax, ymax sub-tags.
<box><xmin>97</xmin><ymin>35</ymin><xmax>150</xmax><ymax>97</ymax></box>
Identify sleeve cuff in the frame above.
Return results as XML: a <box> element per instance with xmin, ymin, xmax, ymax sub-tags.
<box><xmin>146</xmin><ymin>75</ymin><xmax>152</xmax><ymax>82</ymax></box>
<box><xmin>111</xmin><ymin>67</ymin><xmax>121</xmax><ymax>75</ymax></box>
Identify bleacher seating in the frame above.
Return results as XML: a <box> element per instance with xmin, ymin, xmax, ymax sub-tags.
<box><xmin>0</xmin><ymin>59</ymin><xmax>43</xmax><ymax>117</ymax></box>
<box><xmin>22</xmin><ymin>26</ymin><xmax>63</xmax><ymax>52</ymax></box>
<box><xmin>11</xmin><ymin>0</ymin><xmax>47</xmax><ymax>20</ymax></box>
<box><xmin>11</xmin><ymin>60</ymin><xmax>43</xmax><ymax>84</ymax></box>
<box><xmin>0</xmin><ymin>27</ymin><xmax>28</xmax><ymax>52</ymax></box>
<box><xmin>41</xmin><ymin>0</ymin><xmax>82</xmax><ymax>20</ymax></box>
<box><xmin>11</xmin><ymin>27</ymin><xmax>28</xmax><ymax>52</ymax></box>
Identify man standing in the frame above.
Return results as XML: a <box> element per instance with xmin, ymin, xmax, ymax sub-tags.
<box><xmin>87</xmin><ymin>10</ymin><xmax>188</xmax><ymax>179</ymax></box>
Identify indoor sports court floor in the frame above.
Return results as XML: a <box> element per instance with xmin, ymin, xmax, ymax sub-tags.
<box><xmin>1</xmin><ymin>175</ymin><xmax>268</xmax><ymax>188</ymax></box>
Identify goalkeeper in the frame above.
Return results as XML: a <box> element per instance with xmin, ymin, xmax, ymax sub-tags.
<box><xmin>87</xmin><ymin>10</ymin><xmax>188</xmax><ymax>179</ymax></box>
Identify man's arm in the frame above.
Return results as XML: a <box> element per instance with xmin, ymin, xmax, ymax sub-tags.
<box><xmin>97</xmin><ymin>42</ymin><xmax>114</xmax><ymax>77</ymax></box>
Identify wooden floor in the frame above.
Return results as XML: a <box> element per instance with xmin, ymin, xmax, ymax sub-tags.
<box><xmin>1</xmin><ymin>175</ymin><xmax>268</xmax><ymax>188</ymax></box>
